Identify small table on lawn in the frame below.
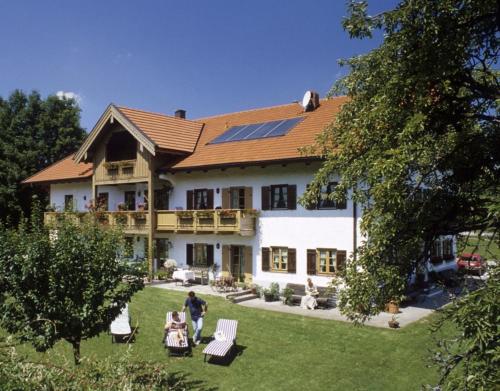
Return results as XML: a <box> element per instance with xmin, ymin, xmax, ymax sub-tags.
<box><xmin>172</xmin><ymin>270</ymin><xmax>195</xmax><ymax>286</ymax></box>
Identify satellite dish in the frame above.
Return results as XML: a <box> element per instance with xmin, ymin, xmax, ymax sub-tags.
<box><xmin>302</xmin><ymin>91</ymin><xmax>312</xmax><ymax>109</ymax></box>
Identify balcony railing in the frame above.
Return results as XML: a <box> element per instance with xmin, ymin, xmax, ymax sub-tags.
<box><xmin>44</xmin><ymin>211</ymin><xmax>149</xmax><ymax>233</ymax></box>
<box><xmin>156</xmin><ymin>209</ymin><xmax>257</xmax><ymax>236</ymax></box>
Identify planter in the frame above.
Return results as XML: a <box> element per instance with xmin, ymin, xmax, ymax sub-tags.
<box><xmin>386</xmin><ymin>301</ymin><xmax>400</xmax><ymax>314</ymax></box>
<box><xmin>264</xmin><ymin>293</ymin><xmax>276</xmax><ymax>302</ymax></box>
<box><xmin>388</xmin><ymin>320</ymin><xmax>400</xmax><ymax>329</ymax></box>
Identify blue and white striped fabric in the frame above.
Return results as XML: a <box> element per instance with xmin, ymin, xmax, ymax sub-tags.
<box><xmin>165</xmin><ymin>312</ymin><xmax>189</xmax><ymax>348</ymax></box>
<box><xmin>203</xmin><ymin>319</ymin><xmax>238</xmax><ymax>357</ymax></box>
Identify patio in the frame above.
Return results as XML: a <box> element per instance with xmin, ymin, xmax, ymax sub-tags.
<box><xmin>153</xmin><ymin>281</ymin><xmax>453</xmax><ymax>329</ymax></box>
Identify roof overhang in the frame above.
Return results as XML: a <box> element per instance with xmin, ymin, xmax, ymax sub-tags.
<box><xmin>74</xmin><ymin>104</ymin><xmax>156</xmax><ymax>163</ymax></box>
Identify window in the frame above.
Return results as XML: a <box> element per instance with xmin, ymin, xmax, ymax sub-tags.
<box><xmin>195</xmin><ymin>189</ymin><xmax>208</xmax><ymax>209</ymax></box>
<box><xmin>231</xmin><ymin>246</ymin><xmax>245</xmax><ymax>282</ymax></box>
<box><xmin>64</xmin><ymin>195</ymin><xmax>74</xmax><ymax>211</ymax></box>
<box><xmin>318</xmin><ymin>182</ymin><xmax>347</xmax><ymax>209</ymax></box>
<box><xmin>262</xmin><ymin>185</ymin><xmax>296</xmax><ymax>210</ymax></box>
<box><xmin>124</xmin><ymin>191</ymin><xmax>135</xmax><ymax>211</ymax></box>
<box><xmin>431</xmin><ymin>237</ymin><xmax>454</xmax><ymax>261</ymax></box>
<box><xmin>186</xmin><ymin>243</ymin><xmax>214</xmax><ymax>267</ymax></box>
<box><xmin>271</xmin><ymin>185</ymin><xmax>288</xmax><ymax>209</ymax></box>
<box><xmin>106</xmin><ymin>131</ymin><xmax>137</xmax><ymax>162</ymax></box>
<box><xmin>318</xmin><ymin>249</ymin><xmax>337</xmax><ymax>274</ymax></box>
<box><xmin>230</xmin><ymin>188</ymin><xmax>245</xmax><ymax>209</ymax></box>
<box><xmin>154</xmin><ymin>188</ymin><xmax>169</xmax><ymax>210</ymax></box>
<box><xmin>271</xmin><ymin>247</ymin><xmax>288</xmax><ymax>271</ymax></box>
<box><xmin>97</xmin><ymin>193</ymin><xmax>109</xmax><ymax>211</ymax></box>
<box><xmin>307</xmin><ymin>248</ymin><xmax>346</xmax><ymax>275</ymax></box>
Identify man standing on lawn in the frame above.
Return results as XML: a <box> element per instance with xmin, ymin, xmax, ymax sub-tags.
<box><xmin>182</xmin><ymin>291</ymin><xmax>208</xmax><ymax>345</ymax></box>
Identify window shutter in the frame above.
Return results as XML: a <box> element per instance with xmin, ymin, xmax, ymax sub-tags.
<box><xmin>244</xmin><ymin>187</ymin><xmax>253</xmax><ymax>209</ymax></box>
<box><xmin>307</xmin><ymin>249</ymin><xmax>317</xmax><ymax>275</ymax></box>
<box><xmin>244</xmin><ymin>246</ymin><xmax>253</xmax><ymax>275</ymax></box>
<box><xmin>187</xmin><ymin>190</ymin><xmax>194</xmax><ymax>210</ymax></box>
<box><xmin>287</xmin><ymin>185</ymin><xmax>297</xmax><ymax>210</ymax></box>
<box><xmin>207</xmin><ymin>189</ymin><xmax>214</xmax><ymax>209</ymax></box>
<box><xmin>222</xmin><ymin>245</ymin><xmax>230</xmax><ymax>273</ymax></box>
<box><xmin>186</xmin><ymin>244</ymin><xmax>193</xmax><ymax>266</ymax></box>
<box><xmin>261</xmin><ymin>247</ymin><xmax>270</xmax><ymax>271</ymax></box>
<box><xmin>336</xmin><ymin>250</ymin><xmax>347</xmax><ymax>272</ymax></box>
<box><xmin>287</xmin><ymin>248</ymin><xmax>296</xmax><ymax>273</ymax></box>
<box><xmin>221</xmin><ymin>188</ymin><xmax>230</xmax><ymax>209</ymax></box>
<box><xmin>207</xmin><ymin>244</ymin><xmax>214</xmax><ymax>266</ymax></box>
<box><xmin>261</xmin><ymin>186</ymin><xmax>270</xmax><ymax>210</ymax></box>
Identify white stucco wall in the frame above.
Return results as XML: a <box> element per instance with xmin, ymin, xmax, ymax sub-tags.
<box><xmin>50</xmin><ymin>182</ymin><xmax>92</xmax><ymax>211</ymax></box>
<box><xmin>160</xmin><ymin>163</ymin><xmax>362</xmax><ymax>288</ymax></box>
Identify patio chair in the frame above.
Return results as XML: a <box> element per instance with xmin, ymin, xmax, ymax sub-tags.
<box><xmin>164</xmin><ymin>311</ymin><xmax>190</xmax><ymax>356</ymax></box>
<box><xmin>203</xmin><ymin>319</ymin><xmax>238</xmax><ymax>362</ymax></box>
<box><xmin>110</xmin><ymin>304</ymin><xmax>132</xmax><ymax>343</ymax></box>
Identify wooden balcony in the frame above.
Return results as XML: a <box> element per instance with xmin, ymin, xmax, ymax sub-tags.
<box><xmin>44</xmin><ymin>211</ymin><xmax>150</xmax><ymax>234</ymax></box>
<box><xmin>156</xmin><ymin>210</ymin><xmax>257</xmax><ymax>236</ymax></box>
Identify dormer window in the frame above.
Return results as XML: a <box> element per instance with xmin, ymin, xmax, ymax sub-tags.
<box><xmin>106</xmin><ymin>131</ymin><xmax>137</xmax><ymax>162</ymax></box>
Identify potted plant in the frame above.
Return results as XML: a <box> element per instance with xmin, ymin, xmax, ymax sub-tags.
<box><xmin>386</xmin><ymin>299</ymin><xmax>400</xmax><ymax>314</ymax></box>
<box><xmin>281</xmin><ymin>287</ymin><xmax>294</xmax><ymax>305</ymax></box>
<box><xmin>133</xmin><ymin>211</ymin><xmax>146</xmax><ymax>221</ymax></box>
<box><xmin>388</xmin><ymin>315</ymin><xmax>400</xmax><ymax>329</ymax></box>
<box><xmin>263</xmin><ymin>282</ymin><xmax>280</xmax><ymax>302</ymax></box>
<box><xmin>114</xmin><ymin>212</ymin><xmax>128</xmax><ymax>225</ymax></box>
<box><xmin>163</xmin><ymin>259</ymin><xmax>177</xmax><ymax>279</ymax></box>
<box><xmin>117</xmin><ymin>202</ymin><xmax>127</xmax><ymax>211</ymax></box>
<box><xmin>220</xmin><ymin>210</ymin><xmax>237</xmax><ymax>219</ymax></box>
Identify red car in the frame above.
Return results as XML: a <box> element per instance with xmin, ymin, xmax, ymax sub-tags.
<box><xmin>456</xmin><ymin>253</ymin><xmax>487</xmax><ymax>274</ymax></box>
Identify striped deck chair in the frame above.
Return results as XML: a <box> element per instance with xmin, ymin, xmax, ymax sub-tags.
<box><xmin>164</xmin><ymin>312</ymin><xmax>190</xmax><ymax>356</ymax></box>
<box><xmin>203</xmin><ymin>319</ymin><xmax>238</xmax><ymax>362</ymax></box>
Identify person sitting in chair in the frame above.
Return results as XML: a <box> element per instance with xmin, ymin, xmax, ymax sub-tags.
<box><xmin>164</xmin><ymin>311</ymin><xmax>186</xmax><ymax>344</ymax></box>
<box><xmin>301</xmin><ymin>278</ymin><xmax>319</xmax><ymax>310</ymax></box>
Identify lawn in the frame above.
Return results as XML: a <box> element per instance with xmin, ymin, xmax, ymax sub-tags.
<box><xmin>457</xmin><ymin>234</ymin><xmax>500</xmax><ymax>260</ymax></box>
<box><xmin>3</xmin><ymin>287</ymin><xmax>449</xmax><ymax>391</ymax></box>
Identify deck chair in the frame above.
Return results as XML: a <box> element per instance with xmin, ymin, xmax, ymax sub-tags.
<box><xmin>110</xmin><ymin>304</ymin><xmax>132</xmax><ymax>343</ymax></box>
<box><xmin>164</xmin><ymin>311</ymin><xmax>190</xmax><ymax>356</ymax></box>
<box><xmin>203</xmin><ymin>319</ymin><xmax>238</xmax><ymax>362</ymax></box>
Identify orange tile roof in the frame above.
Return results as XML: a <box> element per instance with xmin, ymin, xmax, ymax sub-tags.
<box><xmin>23</xmin><ymin>96</ymin><xmax>347</xmax><ymax>183</ymax></box>
<box><xmin>22</xmin><ymin>154</ymin><xmax>93</xmax><ymax>184</ymax></box>
<box><xmin>117</xmin><ymin>106</ymin><xmax>203</xmax><ymax>153</ymax></box>
<box><xmin>169</xmin><ymin>96</ymin><xmax>348</xmax><ymax>170</ymax></box>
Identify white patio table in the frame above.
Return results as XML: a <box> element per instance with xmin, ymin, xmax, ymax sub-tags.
<box><xmin>172</xmin><ymin>270</ymin><xmax>195</xmax><ymax>286</ymax></box>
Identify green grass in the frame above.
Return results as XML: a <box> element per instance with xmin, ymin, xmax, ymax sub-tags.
<box><xmin>3</xmin><ymin>287</ymin><xmax>450</xmax><ymax>391</ymax></box>
<box><xmin>457</xmin><ymin>234</ymin><xmax>500</xmax><ymax>260</ymax></box>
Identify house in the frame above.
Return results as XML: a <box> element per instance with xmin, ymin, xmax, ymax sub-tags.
<box><xmin>23</xmin><ymin>92</ymin><xmax>456</xmax><ymax>287</ymax></box>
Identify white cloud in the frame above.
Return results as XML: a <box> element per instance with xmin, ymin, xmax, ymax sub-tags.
<box><xmin>56</xmin><ymin>91</ymin><xmax>81</xmax><ymax>103</ymax></box>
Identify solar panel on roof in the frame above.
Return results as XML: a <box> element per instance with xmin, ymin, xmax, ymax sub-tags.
<box><xmin>267</xmin><ymin>117</ymin><xmax>304</xmax><ymax>137</ymax></box>
<box><xmin>209</xmin><ymin>117</ymin><xmax>304</xmax><ymax>144</ymax></box>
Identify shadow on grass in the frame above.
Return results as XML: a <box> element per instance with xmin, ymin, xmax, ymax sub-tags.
<box><xmin>204</xmin><ymin>344</ymin><xmax>247</xmax><ymax>366</ymax></box>
<box><xmin>169</xmin><ymin>371</ymin><xmax>219</xmax><ymax>391</ymax></box>
<box><xmin>111</xmin><ymin>326</ymin><xmax>140</xmax><ymax>344</ymax></box>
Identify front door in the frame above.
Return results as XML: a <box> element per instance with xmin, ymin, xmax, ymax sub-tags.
<box><xmin>124</xmin><ymin>191</ymin><xmax>136</xmax><ymax>211</ymax></box>
<box><xmin>98</xmin><ymin>192</ymin><xmax>109</xmax><ymax>211</ymax></box>
<box><xmin>230</xmin><ymin>246</ymin><xmax>245</xmax><ymax>282</ymax></box>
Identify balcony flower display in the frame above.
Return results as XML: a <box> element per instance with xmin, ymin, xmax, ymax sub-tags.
<box><xmin>220</xmin><ymin>210</ymin><xmax>237</xmax><ymax>219</ymax></box>
<box><xmin>117</xmin><ymin>202</ymin><xmax>127</xmax><ymax>211</ymax></box>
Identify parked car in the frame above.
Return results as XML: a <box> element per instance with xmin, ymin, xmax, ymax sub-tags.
<box><xmin>456</xmin><ymin>253</ymin><xmax>487</xmax><ymax>274</ymax></box>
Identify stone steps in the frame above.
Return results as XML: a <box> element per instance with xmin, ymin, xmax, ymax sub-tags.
<box><xmin>230</xmin><ymin>293</ymin><xmax>259</xmax><ymax>304</ymax></box>
<box><xmin>225</xmin><ymin>289</ymin><xmax>252</xmax><ymax>299</ymax></box>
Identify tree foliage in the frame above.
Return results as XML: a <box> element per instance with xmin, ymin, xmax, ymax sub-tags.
<box><xmin>303</xmin><ymin>1</ymin><xmax>498</xmax><ymax>388</ymax></box>
<box><xmin>0</xmin><ymin>208</ymin><xmax>145</xmax><ymax>364</ymax></box>
<box><xmin>0</xmin><ymin>338</ymin><xmax>209</xmax><ymax>390</ymax></box>
<box><xmin>0</xmin><ymin>90</ymin><xmax>86</xmax><ymax>224</ymax></box>
<box><xmin>430</xmin><ymin>263</ymin><xmax>500</xmax><ymax>390</ymax></box>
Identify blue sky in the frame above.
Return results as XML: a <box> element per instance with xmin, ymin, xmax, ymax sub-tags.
<box><xmin>0</xmin><ymin>1</ymin><xmax>394</xmax><ymax>131</ymax></box>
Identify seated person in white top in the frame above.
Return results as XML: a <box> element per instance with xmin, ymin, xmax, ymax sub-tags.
<box><xmin>301</xmin><ymin>278</ymin><xmax>319</xmax><ymax>310</ymax></box>
<box><xmin>164</xmin><ymin>311</ymin><xmax>186</xmax><ymax>344</ymax></box>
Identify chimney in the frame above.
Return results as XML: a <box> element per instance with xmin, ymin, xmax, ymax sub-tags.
<box><xmin>175</xmin><ymin>109</ymin><xmax>186</xmax><ymax>119</ymax></box>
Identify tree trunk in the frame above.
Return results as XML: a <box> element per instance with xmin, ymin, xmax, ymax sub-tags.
<box><xmin>71</xmin><ymin>339</ymin><xmax>81</xmax><ymax>365</ymax></box>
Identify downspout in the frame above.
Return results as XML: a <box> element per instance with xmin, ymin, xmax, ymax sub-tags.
<box><xmin>353</xmin><ymin>199</ymin><xmax>357</xmax><ymax>261</ymax></box>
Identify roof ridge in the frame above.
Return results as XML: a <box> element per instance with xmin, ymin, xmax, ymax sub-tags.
<box><xmin>194</xmin><ymin>96</ymin><xmax>344</xmax><ymax>121</ymax></box>
<box><xmin>116</xmin><ymin>105</ymin><xmax>203</xmax><ymax>125</ymax></box>
<box><xmin>194</xmin><ymin>101</ymin><xmax>302</xmax><ymax>121</ymax></box>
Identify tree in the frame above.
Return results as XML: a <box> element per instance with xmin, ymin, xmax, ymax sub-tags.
<box><xmin>0</xmin><ymin>208</ymin><xmax>145</xmax><ymax>364</ymax></box>
<box><xmin>0</xmin><ymin>90</ymin><xmax>86</xmax><ymax>224</ymax></box>
<box><xmin>302</xmin><ymin>1</ymin><xmax>498</xmax><ymax>388</ymax></box>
